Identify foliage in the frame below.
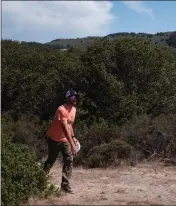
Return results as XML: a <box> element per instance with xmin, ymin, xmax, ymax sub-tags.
<box><xmin>120</xmin><ymin>114</ymin><xmax>176</xmax><ymax>158</ymax></box>
<box><xmin>80</xmin><ymin>37</ymin><xmax>176</xmax><ymax>123</ymax></box>
<box><xmin>85</xmin><ymin>140</ymin><xmax>136</xmax><ymax>168</ymax></box>
<box><xmin>1</xmin><ymin>137</ymin><xmax>49</xmax><ymax>206</ymax></box>
<box><xmin>1</xmin><ymin>40</ymin><xmax>83</xmax><ymax>120</ymax></box>
<box><xmin>166</xmin><ymin>31</ymin><xmax>176</xmax><ymax>48</ymax></box>
<box><xmin>2</xmin><ymin>37</ymin><xmax>176</xmax><ymax>124</ymax></box>
<box><xmin>1</xmin><ymin>115</ymin><xmax>60</xmax><ymax>206</ymax></box>
<box><xmin>2</xmin><ymin>114</ymin><xmax>49</xmax><ymax>160</ymax></box>
<box><xmin>74</xmin><ymin>114</ymin><xmax>176</xmax><ymax>168</ymax></box>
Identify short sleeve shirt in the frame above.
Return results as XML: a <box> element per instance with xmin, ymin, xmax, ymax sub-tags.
<box><xmin>46</xmin><ymin>104</ymin><xmax>76</xmax><ymax>142</ymax></box>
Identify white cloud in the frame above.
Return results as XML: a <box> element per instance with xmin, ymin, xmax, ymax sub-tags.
<box><xmin>2</xmin><ymin>1</ymin><xmax>116</xmax><ymax>41</ymax></box>
<box><xmin>123</xmin><ymin>1</ymin><xmax>154</xmax><ymax>19</ymax></box>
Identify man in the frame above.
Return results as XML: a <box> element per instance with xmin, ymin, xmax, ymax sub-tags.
<box><xmin>43</xmin><ymin>89</ymin><xmax>78</xmax><ymax>194</ymax></box>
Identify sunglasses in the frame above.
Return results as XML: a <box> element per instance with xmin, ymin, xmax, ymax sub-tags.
<box><xmin>70</xmin><ymin>95</ymin><xmax>77</xmax><ymax>101</ymax></box>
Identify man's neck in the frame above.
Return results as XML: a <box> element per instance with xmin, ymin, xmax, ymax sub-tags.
<box><xmin>64</xmin><ymin>102</ymin><xmax>73</xmax><ymax>108</ymax></box>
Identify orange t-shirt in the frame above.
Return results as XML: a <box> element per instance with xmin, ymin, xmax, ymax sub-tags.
<box><xmin>46</xmin><ymin>104</ymin><xmax>76</xmax><ymax>142</ymax></box>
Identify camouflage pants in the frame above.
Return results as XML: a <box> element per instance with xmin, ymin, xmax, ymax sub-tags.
<box><xmin>43</xmin><ymin>137</ymin><xmax>73</xmax><ymax>189</ymax></box>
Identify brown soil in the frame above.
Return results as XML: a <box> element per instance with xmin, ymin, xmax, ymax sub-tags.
<box><xmin>25</xmin><ymin>162</ymin><xmax>176</xmax><ymax>205</ymax></box>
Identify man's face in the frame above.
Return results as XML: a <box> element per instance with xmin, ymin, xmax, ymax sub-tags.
<box><xmin>68</xmin><ymin>95</ymin><xmax>77</xmax><ymax>106</ymax></box>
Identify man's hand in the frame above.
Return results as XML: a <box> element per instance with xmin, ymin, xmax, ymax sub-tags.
<box><xmin>73</xmin><ymin>137</ymin><xmax>78</xmax><ymax>145</ymax></box>
<box><xmin>60</xmin><ymin>120</ymin><xmax>77</xmax><ymax>155</ymax></box>
<box><xmin>71</xmin><ymin>145</ymin><xmax>77</xmax><ymax>155</ymax></box>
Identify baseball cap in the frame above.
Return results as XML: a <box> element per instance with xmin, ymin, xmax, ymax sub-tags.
<box><xmin>65</xmin><ymin>89</ymin><xmax>77</xmax><ymax>98</ymax></box>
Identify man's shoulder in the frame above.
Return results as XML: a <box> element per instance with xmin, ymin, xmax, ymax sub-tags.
<box><xmin>56</xmin><ymin>105</ymin><xmax>69</xmax><ymax>120</ymax></box>
<box><xmin>57</xmin><ymin>105</ymin><xmax>63</xmax><ymax>109</ymax></box>
<box><xmin>57</xmin><ymin>105</ymin><xmax>66</xmax><ymax>112</ymax></box>
<box><xmin>57</xmin><ymin>104</ymin><xmax>76</xmax><ymax>113</ymax></box>
<box><xmin>73</xmin><ymin>106</ymin><xmax>77</xmax><ymax>111</ymax></box>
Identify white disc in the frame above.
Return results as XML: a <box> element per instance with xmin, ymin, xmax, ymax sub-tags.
<box><xmin>75</xmin><ymin>140</ymin><xmax>81</xmax><ymax>152</ymax></box>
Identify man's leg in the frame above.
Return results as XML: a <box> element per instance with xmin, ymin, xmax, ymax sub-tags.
<box><xmin>60</xmin><ymin>142</ymin><xmax>73</xmax><ymax>193</ymax></box>
<box><xmin>43</xmin><ymin>138</ymin><xmax>60</xmax><ymax>173</ymax></box>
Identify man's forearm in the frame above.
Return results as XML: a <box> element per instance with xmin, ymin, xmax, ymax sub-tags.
<box><xmin>70</xmin><ymin>124</ymin><xmax>74</xmax><ymax>137</ymax></box>
<box><xmin>62</xmin><ymin>125</ymin><xmax>75</xmax><ymax>147</ymax></box>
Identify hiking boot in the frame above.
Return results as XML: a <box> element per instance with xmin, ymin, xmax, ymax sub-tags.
<box><xmin>61</xmin><ymin>186</ymin><xmax>74</xmax><ymax>194</ymax></box>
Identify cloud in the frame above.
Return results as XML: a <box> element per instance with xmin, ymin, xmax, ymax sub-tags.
<box><xmin>123</xmin><ymin>1</ymin><xmax>154</xmax><ymax>19</ymax></box>
<box><xmin>2</xmin><ymin>1</ymin><xmax>116</xmax><ymax>42</ymax></box>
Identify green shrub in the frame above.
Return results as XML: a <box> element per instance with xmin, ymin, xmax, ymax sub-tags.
<box><xmin>73</xmin><ymin>120</ymin><xmax>140</xmax><ymax>168</ymax></box>
<box><xmin>74</xmin><ymin>120</ymin><xmax>120</xmax><ymax>159</ymax></box>
<box><xmin>85</xmin><ymin>140</ymin><xmax>138</xmax><ymax>168</ymax></box>
<box><xmin>1</xmin><ymin>137</ymin><xmax>49</xmax><ymax>206</ymax></box>
<box><xmin>1</xmin><ymin>113</ymin><xmax>17</xmax><ymax>142</ymax></box>
<box><xmin>80</xmin><ymin>36</ymin><xmax>176</xmax><ymax>122</ymax></box>
<box><xmin>121</xmin><ymin>114</ymin><xmax>176</xmax><ymax>158</ymax></box>
<box><xmin>2</xmin><ymin>113</ymin><xmax>49</xmax><ymax>160</ymax></box>
<box><xmin>74</xmin><ymin>114</ymin><xmax>176</xmax><ymax>168</ymax></box>
<box><xmin>13</xmin><ymin>114</ymin><xmax>49</xmax><ymax>160</ymax></box>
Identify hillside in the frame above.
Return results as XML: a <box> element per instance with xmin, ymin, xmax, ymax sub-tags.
<box><xmin>19</xmin><ymin>31</ymin><xmax>176</xmax><ymax>54</ymax></box>
<box><xmin>47</xmin><ymin>31</ymin><xmax>176</xmax><ymax>51</ymax></box>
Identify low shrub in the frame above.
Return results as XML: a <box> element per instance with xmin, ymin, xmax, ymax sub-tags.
<box><xmin>85</xmin><ymin>140</ymin><xmax>139</xmax><ymax>168</ymax></box>
<box><xmin>73</xmin><ymin>120</ymin><xmax>120</xmax><ymax>167</ymax></box>
<box><xmin>121</xmin><ymin>114</ymin><xmax>176</xmax><ymax>158</ymax></box>
<box><xmin>3</xmin><ymin>112</ymin><xmax>175</xmax><ymax>171</ymax></box>
<box><xmin>74</xmin><ymin>119</ymin><xmax>120</xmax><ymax>154</ymax></box>
<box><xmin>73</xmin><ymin>121</ymin><xmax>140</xmax><ymax>168</ymax></box>
<box><xmin>1</xmin><ymin>137</ymin><xmax>49</xmax><ymax>206</ymax></box>
<box><xmin>2</xmin><ymin>113</ymin><xmax>49</xmax><ymax>160</ymax></box>
<box><xmin>13</xmin><ymin>114</ymin><xmax>49</xmax><ymax>160</ymax></box>
<box><xmin>74</xmin><ymin>114</ymin><xmax>176</xmax><ymax>168</ymax></box>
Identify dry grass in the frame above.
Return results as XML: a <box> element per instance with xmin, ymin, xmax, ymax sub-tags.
<box><xmin>25</xmin><ymin>161</ymin><xmax>176</xmax><ymax>205</ymax></box>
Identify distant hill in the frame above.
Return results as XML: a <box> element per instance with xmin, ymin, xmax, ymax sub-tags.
<box><xmin>18</xmin><ymin>31</ymin><xmax>176</xmax><ymax>55</ymax></box>
<box><xmin>46</xmin><ymin>31</ymin><xmax>176</xmax><ymax>52</ymax></box>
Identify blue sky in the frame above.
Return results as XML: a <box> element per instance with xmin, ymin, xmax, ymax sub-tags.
<box><xmin>2</xmin><ymin>1</ymin><xmax>176</xmax><ymax>43</ymax></box>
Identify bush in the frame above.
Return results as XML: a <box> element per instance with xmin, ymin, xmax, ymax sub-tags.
<box><xmin>2</xmin><ymin>113</ymin><xmax>49</xmax><ymax>160</ymax></box>
<box><xmin>13</xmin><ymin>114</ymin><xmax>49</xmax><ymax>160</ymax></box>
<box><xmin>1</xmin><ymin>137</ymin><xmax>49</xmax><ymax>206</ymax></box>
<box><xmin>74</xmin><ymin>114</ymin><xmax>176</xmax><ymax>168</ymax></box>
<box><xmin>73</xmin><ymin>120</ymin><xmax>140</xmax><ymax>168</ymax></box>
<box><xmin>73</xmin><ymin>119</ymin><xmax>121</xmax><ymax>165</ymax></box>
<box><xmin>85</xmin><ymin>140</ymin><xmax>138</xmax><ymax>168</ymax></box>
<box><xmin>121</xmin><ymin>114</ymin><xmax>176</xmax><ymax>158</ymax></box>
<box><xmin>1</xmin><ymin>113</ymin><xmax>17</xmax><ymax>142</ymax></box>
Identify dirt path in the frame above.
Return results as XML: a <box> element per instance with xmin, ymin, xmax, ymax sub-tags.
<box><xmin>26</xmin><ymin>162</ymin><xmax>176</xmax><ymax>205</ymax></box>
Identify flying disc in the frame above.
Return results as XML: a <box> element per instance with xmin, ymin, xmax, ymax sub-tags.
<box><xmin>75</xmin><ymin>140</ymin><xmax>81</xmax><ymax>152</ymax></box>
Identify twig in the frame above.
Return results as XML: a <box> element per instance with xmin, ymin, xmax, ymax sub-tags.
<box><xmin>138</xmin><ymin>144</ymin><xmax>152</xmax><ymax>155</ymax></box>
<box><xmin>146</xmin><ymin>151</ymin><xmax>159</xmax><ymax>161</ymax></box>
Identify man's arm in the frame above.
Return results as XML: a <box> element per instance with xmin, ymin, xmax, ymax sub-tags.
<box><xmin>70</xmin><ymin>124</ymin><xmax>78</xmax><ymax>142</ymax></box>
<box><xmin>57</xmin><ymin>108</ymin><xmax>77</xmax><ymax>154</ymax></box>
<box><xmin>70</xmin><ymin>124</ymin><xmax>74</xmax><ymax>137</ymax></box>
<box><xmin>60</xmin><ymin>120</ymin><xmax>77</xmax><ymax>154</ymax></box>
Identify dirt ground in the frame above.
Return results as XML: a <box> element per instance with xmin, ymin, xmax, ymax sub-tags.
<box><xmin>26</xmin><ymin>162</ymin><xmax>176</xmax><ymax>205</ymax></box>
